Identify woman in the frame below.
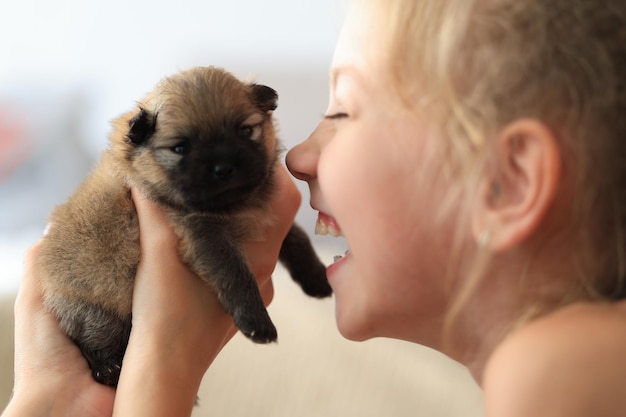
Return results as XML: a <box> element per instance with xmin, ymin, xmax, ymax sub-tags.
<box><xmin>4</xmin><ymin>0</ymin><xmax>626</xmax><ymax>416</ymax></box>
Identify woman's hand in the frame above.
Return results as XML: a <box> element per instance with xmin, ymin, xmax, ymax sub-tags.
<box><xmin>2</xmin><ymin>164</ymin><xmax>300</xmax><ymax>417</ymax></box>
<box><xmin>113</xmin><ymin>164</ymin><xmax>301</xmax><ymax>417</ymax></box>
<box><xmin>2</xmin><ymin>243</ymin><xmax>116</xmax><ymax>417</ymax></box>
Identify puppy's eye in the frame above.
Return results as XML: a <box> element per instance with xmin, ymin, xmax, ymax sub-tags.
<box><xmin>171</xmin><ymin>142</ymin><xmax>190</xmax><ymax>155</ymax></box>
<box><xmin>239</xmin><ymin>124</ymin><xmax>262</xmax><ymax>140</ymax></box>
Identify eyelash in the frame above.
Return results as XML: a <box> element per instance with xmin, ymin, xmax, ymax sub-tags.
<box><xmin>324</xmin><ymin>112</ymin><xmax>348</xmax><ymax>120</ymax></box>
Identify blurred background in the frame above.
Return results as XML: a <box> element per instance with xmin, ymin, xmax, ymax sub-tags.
<box><xmin>0</xmin><ymin>1</ymin><xmax>484</xmax><ymax>415</ymax></box>
<box><xmin>0</xmin><ymin>0</ymin><xmax>346</xmax><ymax>293</ymax></box>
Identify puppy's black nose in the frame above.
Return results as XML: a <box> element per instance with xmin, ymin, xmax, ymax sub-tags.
<box><xmin>213</xmin><ymin>163</ymin><xmax>235</xmax><ymax>181</ymax></box>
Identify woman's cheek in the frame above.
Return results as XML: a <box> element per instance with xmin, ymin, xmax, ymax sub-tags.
<box><xmin>317</xmin><ymin>139</ymin><xmax>355</xmax><ymax>215</ymax></box>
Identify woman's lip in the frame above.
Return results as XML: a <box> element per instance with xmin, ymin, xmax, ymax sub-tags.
<box><xmin>326</xmin><ymin>250</ymin><xmax>351</xmax><ymax>283</ymax></box>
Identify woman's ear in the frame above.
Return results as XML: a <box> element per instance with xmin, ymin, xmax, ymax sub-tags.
<box><xmin>472</xmin><ymin>119</ymin><xmax>561</xmax><ymax>252</ymax></box>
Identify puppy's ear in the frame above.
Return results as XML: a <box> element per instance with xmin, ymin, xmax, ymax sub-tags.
<box><xmin>127</xmin><ymin>108</ymin><xmax>157</xmax><ymax>145</ymax></box>
<box><xmin>250</xmin><ymin>84</ymin><xmax>278</xmax><ymax>112</ymax></box>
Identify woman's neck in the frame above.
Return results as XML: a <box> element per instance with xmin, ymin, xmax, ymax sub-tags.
<box><xmin>445</xmin><ymin>256</ymin><xmax>580</xmax><ymax>384</ymax></box>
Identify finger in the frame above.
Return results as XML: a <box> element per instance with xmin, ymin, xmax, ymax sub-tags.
<box><xmin>271</xmin><ymin>164</ymin><xmax>302</xmax><ymax>232</ymax></box>
<box><xmin>243</xmin><ymin>165</ymin><xmax>301</xmax><ymax>282</ymax></box>
<box><xmin>13</xmin><ymin>242</ymin><xmax>83</xmax><ymax>381</ymax></box>
<box><xmin>242</xmin><ymin>165</ymin><xmax>299</xmax><ymax>308</ymax></box>
<box><xmin>131</xmin><ymin>187</ymin><xmax>193</xmax><ymax>291</ymax></box>
<box><xmin>130</xmin><ymin>188</ymin><xmax>220</xmax><ymax>328</ymax></box>
<box><xmin>259</xmin><ymin>277</ymin><xmax>275</xmax><ymax>307</ymax></box>
<box><xmin>131</xmin><ymin>188</ymin><xmax>180</xmax><ymax>258</ymax></box>
<box><xmin>15</xmin><ymin>241</ymin><xmax>45</xmax><ymax>318</ymax></box>
<box><xmin>15</xmin><ymin>241</ymin><xmax>74</xmax><ymax>338</ymax></box>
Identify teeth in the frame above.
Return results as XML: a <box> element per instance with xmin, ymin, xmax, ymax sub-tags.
<box><xmin>333</xmin><ymin>250</ymin><xmax>350</xmax><ymax>263</ymax></box>
<box><xmin>316</xmin><ymin>215</ymin><xmax>348</xmax><ymax>264</ymax></box>
<box><xmin>315</xmin><ymin>218</ymin><xmax>328</xmax><ymax>236</ymax></box>
<box><xmin>315</xmin><ymin>217</ymin><xmax>342</xmax><ymax>237</ymax></box>
<box><xmin>328</xmin><ymin>224</ymin><xmax>341</xmax><ymax>237</ymax></box>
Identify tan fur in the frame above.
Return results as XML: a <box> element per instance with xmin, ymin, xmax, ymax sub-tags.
<box><xmin>36</xmin><ymin>66</ymin><xmax>330</xmax><ymax>386</ymax></box>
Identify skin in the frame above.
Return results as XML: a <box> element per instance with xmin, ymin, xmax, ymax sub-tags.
<box><xmin>5</xmin><ymin>242</ymin><xmax>116</xmax><ymax>417</ymax></box>
<box><xmin>2</xmin><ymin>165</ymin><xmax>299</xmax><ymax>417</ymax></box>
<box><xmin>5</xmin><ymin>5</ymin><xmax>626</xmax><ymax>417</ymax></box>
<box><xmin>286</xmin><ymin>23</ymin><xmax>454</xmax><ymax>349</ymax></box>
<box><xmin>287</xmin><ymin>6</ymin><xmax>626</xmax><ymax>416</ymax></box>
<box><xmin>287</xmin><ymin>3</ymin><xmax>472</xmax><ymax>361</ymax></box>
<box><xmin>483</xmin><ymin>302</ymin><xmax>626</xmax><ymax>417</ymax></box>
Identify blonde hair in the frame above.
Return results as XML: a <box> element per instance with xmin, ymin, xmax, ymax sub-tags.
<box><xmin>356</xmin><ymin>0</ymin><xmax>626</xmax><ymax>306</ymax></box>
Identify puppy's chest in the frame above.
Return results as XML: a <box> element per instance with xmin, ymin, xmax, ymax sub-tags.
<box><xmin>173</xmin><ymin>206</ymin><xmax>276</xmax><ymax>245</ymax></box>
<box><xmin>230</xmin><ymin>207</ymin><xmax>277</xmax><ymax>242</ymax></box>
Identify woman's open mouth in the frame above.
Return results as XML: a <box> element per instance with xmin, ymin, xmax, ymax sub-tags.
<box><xmin>315</xmin><ymin>212</ymin><xmax>349</xmax><ymax>263</ymax></box>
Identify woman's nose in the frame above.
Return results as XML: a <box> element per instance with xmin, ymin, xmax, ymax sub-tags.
<box><xmin>286</xmin><ymin>136</ymin><xmax>319</xmax><ymax>182</ymax></box>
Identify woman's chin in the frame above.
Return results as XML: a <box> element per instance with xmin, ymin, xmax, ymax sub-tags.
<box><xmin>335</xmin><ymin>313</ymin><xmax>373</xmax><ymax>342</ymax></box>
<box><xmin>327</xmin><ymin>251</ymin><xmax>379</xmax><ymax>341</ymax></box>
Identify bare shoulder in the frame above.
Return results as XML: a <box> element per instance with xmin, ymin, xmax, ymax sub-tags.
<box><xmin>483</xmin><ymin>301</ymin><xmax>626</xmax><ymax>417</ymax></box>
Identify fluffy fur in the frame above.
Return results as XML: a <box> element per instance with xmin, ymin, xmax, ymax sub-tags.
<box><xmin>37</xmin><ymin>66</ymin><xmax>331</xmax><ymax>386</ymax></box>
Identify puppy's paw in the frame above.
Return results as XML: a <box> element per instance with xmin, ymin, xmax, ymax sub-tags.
<box><xmin>298</xmin><ymin>276</ymin><xmax>332</xmax><ymax>298</ymax></box>
<box><xmin>233</xmin><ymin>307</ymin><xmax>277</xmax><ymax>343</ymax></box>
<box><xmin>80</xmin><ymin>349</ymin><xmax>123</xmax><ymax>387</ymax></box>
<box><xmin>92</xmin><ymin>361</ymin><xmax>122</xmax><ymax>386</ymax></box>
<box><xmin>294</xmin><ymin>262</ymin><xmax>332</xmax><ymax>298</ymax></box>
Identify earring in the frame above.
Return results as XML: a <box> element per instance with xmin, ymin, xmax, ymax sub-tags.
<box><xmin>478</xmin><ymin>230</ymin><xmax>491</xmax><ymax>248</ymax></box>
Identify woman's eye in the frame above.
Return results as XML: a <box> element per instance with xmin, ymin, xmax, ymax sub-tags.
<box><xmin>324</xmin><ymin>112</ymin><xmax>349</xmax><ymax>120</ymax></box>
<box><xmin>239</xmin><ymin>124</ymin><xmax>262</xmax><ymax>140</ymax></box>
<box><xmin>171</xmin><ymin>142</ymin><xmax>189</xmax><ymax>155</ymax></box>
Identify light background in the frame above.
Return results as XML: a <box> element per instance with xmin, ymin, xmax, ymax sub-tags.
<box><xmin>0</xmin><ymin>0</ymin><xmax>346</xmax><ymax>292</ymax></box>
<box><xmin>0</xmin><ymin>2</ymin><xmax>485</xmax><ymax>415</ymax></box>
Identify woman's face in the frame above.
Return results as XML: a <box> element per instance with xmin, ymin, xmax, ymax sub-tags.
<box><xmin>286</xmin><ymin>10</ymin><xmax>461</xmax><ymax>347</ymax></box>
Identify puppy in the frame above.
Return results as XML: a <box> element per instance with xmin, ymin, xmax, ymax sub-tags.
<box><xmin>37</xmin><ymin>66</ymin><xmax>331</xmax><ymax>387</ymax></box>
